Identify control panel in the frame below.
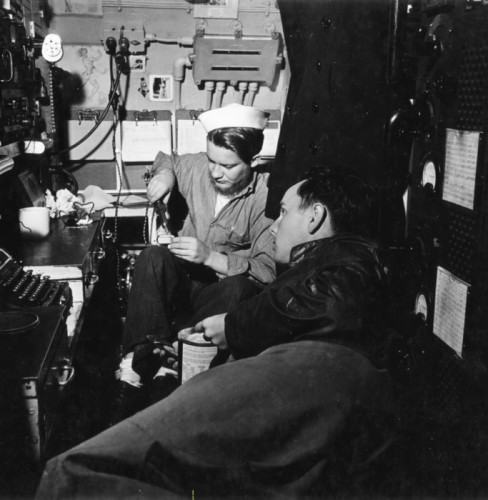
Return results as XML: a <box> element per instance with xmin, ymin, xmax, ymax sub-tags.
<box><xmin>0</xmin><ymin>8</ymin><xmax>44</xmax><ymax>148</ymax></box>
<box><xmin>406</xmin><ymin>4</ymin><xmax>488</xmax><ymax>360</ymax></box>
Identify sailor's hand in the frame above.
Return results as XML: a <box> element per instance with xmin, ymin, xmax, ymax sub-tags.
<box><xmin>169</xmin><ymin>236</ymin><xmax>211</xmax><ymax>264</ymax></box>
<box><xmin>147</xmin><ymin>174</ymin><xmax>171</xmax><ymax>204</ymax></box>
<box><xmin>152</xmin><ymin>340</ymin><xmax>178</xmax><ymax>356</ymax></box>
<box><xmin>194</xmin><ymin>314</ymin><xmax>228</xmax><ymax>349</ymax></box>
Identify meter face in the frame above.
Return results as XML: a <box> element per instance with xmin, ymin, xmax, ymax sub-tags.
<box><xmin>415</xmin><ymin>292</ymin><xmax>429</xmax><ymax>321</ymax></box>
<box><xmin>421</xmin><ymin>160</ymin><xmax>437</xmax><ymax>190</ymax></box>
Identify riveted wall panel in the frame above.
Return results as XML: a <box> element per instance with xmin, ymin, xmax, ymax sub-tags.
<box><xmin>267</xmin><ymin>0</ymin><xmax>410</xmax><ymax>242</ymax></box>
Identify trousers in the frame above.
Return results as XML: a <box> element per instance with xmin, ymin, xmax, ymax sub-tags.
<box><xmin>35</xmin><ymin>341</ymin><xmax>396</xmax><ymax>500</ymax></box>
<box><xmin>123</xmin><ymin>245</ymin><xmax>262</xmax><ymax>355</ymax></box>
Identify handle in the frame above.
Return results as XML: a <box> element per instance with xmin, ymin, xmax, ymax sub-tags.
<box><xmin>85</xmin><ymin>272</ymin><xmax>99</xmax><ymax>286</ymax></box>
<box><xmin>53</xmin><ymin>362</ymin><xmax>75</xmax><ymax>387</ymax></box>
<box><xmin>0</xmin><ymin>50</ymin><xmax>13</xmax><ymax>82</ymax></box>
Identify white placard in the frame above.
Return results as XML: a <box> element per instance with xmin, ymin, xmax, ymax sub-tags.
<box><xmin>433</xmin><ymin>266</ymin><xmax>469</xmax><ymax>357</ymax></box>
<box><xmin>120</xmin><ymin>120</ymin><xmax>172</xmax><ymax>162</ymax></box>
<box><xmin>67</xmin><ymin>119</ymin><xmax>114</xmax><ymax>160</ymax></box>
<box><xmin>194</xmin><ymin>0</ymin><xmax>239</xmax><ymax>19</ymax></box>
<box><xmin>176</xmin><ymin>118</ymin><xmax>207</xmax><ymax>154</ymax></box>
<box><xmin>443</xmin><ymin>128</ymin><xmax>480</xmax><ymax>210</ymax></box>
<box><xmin>261</xmin><ymin>120</ymin><xmax>281</xmax><ymax>157</ymax></box>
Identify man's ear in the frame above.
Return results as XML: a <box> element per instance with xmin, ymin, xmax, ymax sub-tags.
<box><xmin>308</xmin><ymin>203</ymin><xmax>327</xmax><ymax>234</ymax></box>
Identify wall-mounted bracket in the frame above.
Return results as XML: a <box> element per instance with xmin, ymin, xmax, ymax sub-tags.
<box><xmin>133</xmin><ymin>109</ymin><xmax>158</xmax><ymax>125</ymax></box>
<box><xmin>77</xmin><ymin>109</ymin><xmax>100</xmax><ymax>124</ymax></box>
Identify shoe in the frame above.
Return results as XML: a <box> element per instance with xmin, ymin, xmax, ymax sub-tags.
<box><xmin>150</xmin><ymin>375</ymin><xmax>179</xmax><ymax>405</ymax></box>
<box><xmin>132</xmin><ymin>339</ymin><xmax>175</xmax><ymax>382</ymax></box>
<box><xmin>109</xmin><ymin>380</ymin><xmax>150</xmax><ymax>426</ymax></box>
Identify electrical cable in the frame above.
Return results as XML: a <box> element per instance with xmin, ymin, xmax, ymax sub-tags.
<box><xmin>57</xmin><ymin>59</ymin><xmax>122</xmax><ymax>155</ymax></box>
<box><xmin>143</xmin><ymin>202</ymin><xmax>150</xmax><ymax>246</ymax></box>
<box><xmin>106</xmin><ymin>51</ymin><xmax>151</xmax><ymax>316</ymax></box>
<box><xmin>106</xmin><ymin>54</ymin><xmax>125</xmax><ymax>312</ymax></box>
<box><xmin>48</xmin><ymin>65</ymin><xmax>57</xmax><ymax>146</ymax></box>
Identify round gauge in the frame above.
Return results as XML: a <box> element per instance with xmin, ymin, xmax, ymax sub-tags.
<box><xmin>414</xmin><ymin>292</ymin><xmax>429</xmax><ymax>322</ymax></box>
<box><xmin>421</xmin><ymin>160</ymin><xmax>437</xmax><ymax>190</ymax></box>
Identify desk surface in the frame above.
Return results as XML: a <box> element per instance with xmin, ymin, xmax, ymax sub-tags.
<box><xmin>14</xmin><ymin>215</ymin><xmax>101</xmax><ymax>268</ymax></box>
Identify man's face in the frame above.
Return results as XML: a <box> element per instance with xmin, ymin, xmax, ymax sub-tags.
<box><xmin>206</xmin><ymin>141</ymin><xmax>252</xmax><ymax>196</ymax></box>
<box><xmin>270</xmin><ymin>181</ymin><xmax>312</xmax><ymax>265</ymax></box>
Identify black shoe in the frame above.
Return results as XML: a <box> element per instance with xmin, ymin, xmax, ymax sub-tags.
<box><xmin>150</xmin><ymin>375</ymin><xmax>179</xmax><ymax>405</ymax></box>
<box><xmin>109</xmin><ymin>380</ymin><xmax>150</xmax><ymax>426</ymax></box>
<box><xmin>132</xmin><ymin>339</ymin><xmax>175</xmax><ymax>382</ymax></box>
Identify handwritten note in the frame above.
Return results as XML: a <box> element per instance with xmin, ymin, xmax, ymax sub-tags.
<box><xmin>443</xmin><ymin>128</ymin><xmax>480</xmax><ymax>210</ymax></box>
<box><xmin>433</xmin><ymin>266</ymin><xmax>469</xmax><ymax>357</ymax></box>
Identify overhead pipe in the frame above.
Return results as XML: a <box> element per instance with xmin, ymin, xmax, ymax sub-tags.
<box><xmin>214</xmin><ymin>81</ymin><xmax>227</xmax><ymax>109</ymax></box>
<box><xmin>173</xmin><ymin>55</ymin><xmax>192</xmax><ymax>110</ymax></box>
<box><xmin>204</xmin><ymin>81</ymin><xmax>215</xmax><ymax>110</ymax></box>
<box><xmin>246</xmin><ymin>82</ymin><xmax>259</xmax><ymax>106</ymax></box>
<box><xmin>146</xmin><ymin>33</ymin><xmax>193</xmax><ymax>47</ymax></box>
<box><xmin>236</xmin><ymin>82</ymin><xmax>248</xmax><ymax>104</ymax></box>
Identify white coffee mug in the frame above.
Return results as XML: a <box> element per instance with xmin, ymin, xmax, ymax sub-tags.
<box><xmin>18</xmin><ymin>207</ymin><xmax>51</xmax><ymax>239</ymax></box>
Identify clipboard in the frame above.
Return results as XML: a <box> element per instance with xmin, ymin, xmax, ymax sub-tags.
<box><xmin>119</xmin><ymin>109</ymin><xmax>172</xmax><ymax>163</ymax></box>
<box><xmin>67</xmin><ymin>108</ymin><xmax>114</xmax><ymax>161</ymax></box>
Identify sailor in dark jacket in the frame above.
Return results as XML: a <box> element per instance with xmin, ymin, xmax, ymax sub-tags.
<box><xmin>35</xmin><ymin>169</ymin><xmax>397</xmax><ymax>500</ymax></box>
<box><xmin>198</xmin><ymin>168</ymin><xmax>391</xmax><ymax>368</ymax></box>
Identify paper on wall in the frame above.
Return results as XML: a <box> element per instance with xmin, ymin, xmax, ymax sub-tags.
<box><xmin>120</xmin><ymin>120</ymin><xmax>172</xmax><ymax>163</ymax></box>
<box><xmin>433</xmin><ymin>266</ymin><xmax>469</xmax><ymax>357</ymax></box>
<box><xmin>443</xmin><ymin>128</ymin><xmax>480</xmax><ymax>210</ymax></box>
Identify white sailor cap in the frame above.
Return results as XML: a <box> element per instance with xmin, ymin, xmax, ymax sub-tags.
<box><xmin>198</xmin><ymin>103</ymin><xmax>269</xmax><ymax>133</ymax></box>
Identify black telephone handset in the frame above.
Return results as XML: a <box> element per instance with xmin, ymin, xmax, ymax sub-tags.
<box><xmin>144</xmin><ymin>167</ymin><xmax>174</xmax><ymax>243</ymax></box>
<box><xmin>154</xmin><ymin>200</ymin><xmax>171</xmax><ymax>235</ymax></box>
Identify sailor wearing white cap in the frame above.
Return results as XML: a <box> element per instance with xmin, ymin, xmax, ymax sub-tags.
<box><xmin>111</xmin><ymin>103</ymin><xmax>276</xmax><ymax>423</ymax></box>
<box><xmin>198</xmin><ymin>102</ymin><xmax>270</xmax><ymax>133</ymax></box>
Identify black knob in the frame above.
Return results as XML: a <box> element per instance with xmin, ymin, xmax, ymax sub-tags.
<box><xmin>105</xmin><ymin>37</ymin><xmax>117</xmax><ymax>55</ymax></box>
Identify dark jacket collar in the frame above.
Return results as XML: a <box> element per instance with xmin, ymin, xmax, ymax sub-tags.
<box><xmin>289</xmin><ymin>233</ymin><xmax>377</xmax><ymax>267</ymax></box>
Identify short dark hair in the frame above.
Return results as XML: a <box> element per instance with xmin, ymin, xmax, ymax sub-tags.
<box><xmin>207</xmin><ymin>127</ymin><xmax>264</xmax><ymax>165</ymax></box>
<box><xmin>297</xmin><ymin>167</ymin><xmax>367</xmax><ymax>234</ymax></box>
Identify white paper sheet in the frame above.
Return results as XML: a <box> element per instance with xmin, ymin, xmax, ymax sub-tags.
<box><xmin>261</xmin><ymin>120</ymin><xmax>281</xmax><ymax>157</ymax></box>
<box><xmin>443</xmin><ymin>128</ymin><xmax>480</xmax><ymax>210</ymax></box>
<box><xmin>176</xmin><ymin>118</ymin><xmax>207</xmax><ymax>154</ymax></box>
<box><xmin>433</xmin><ymin>266</ymin><xmax>469</xmax><ymax>357</ymax></box>
<box><xmin>67</xmin><ymin>119</ymin><xmax>114</xmax><ymax>160</ymax></box>
<box><xmin>120</xmin><ymin>120</ymin><xmax>172</xmax><ymax>162</ymax></box>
